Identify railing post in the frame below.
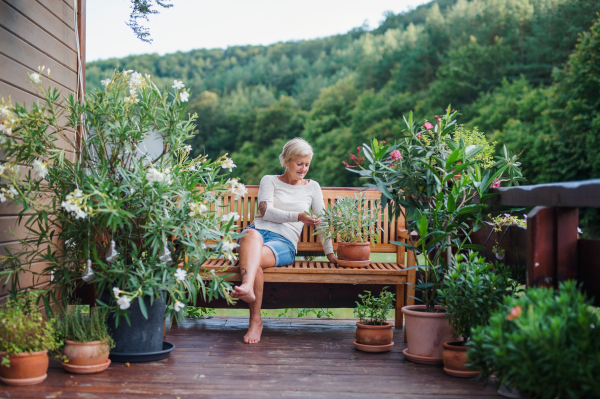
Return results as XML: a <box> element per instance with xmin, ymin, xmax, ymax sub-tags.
<box><xmin>526</xmin><ymin>206</ymin><xmax>556</xmax><ymax>288</ymax></box>
<box><xmin>556</xmin><ymin>208</ymin><xmax>578</xmax><ymax>283</ymax></box>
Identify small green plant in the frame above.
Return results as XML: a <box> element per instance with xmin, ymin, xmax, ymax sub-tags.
<box><xmin>312</xmin><ymin>192</ymin><xmax>381</xmax><ymax>243</ymax></box>
<box><xmin>438</xmin><ymin>251</ymin><xmax>518</xmax><ymax>342</ymax></box>
<box><xmin>0</xmin><ymin>291</ymin><xmax>59</xmax><ymax>367</ymax></box>
<box><xmin>277</xmin><ymin>308</ymin><xmax>334</xmax><ymax>319</ymax></box>
<box><xmin>186</xmin><ymin>307</ymin><xmax>216</xmax><ymax>319</ymax></box>
<box><xmin>56</xmin><ymin>306</ymin><xmax>114</xmax><ymax>347</ymax></box>
<box><xmin>451</xmin><ymin>126</ymin><xmax>496</xmax><ymax>169</ymax></box>
<box><xmin>467</xmin><ymin>281</ymin><xmax>600</xmax><ymax>399</ymax></box>
<box><xmin>355</xmin><ymin>287</ymin><xmax>395</xmax><ymax>325</ymax></box>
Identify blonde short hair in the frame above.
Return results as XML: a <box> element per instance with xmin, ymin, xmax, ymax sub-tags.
<box><xmin>279</xmin><ymin>138</ymin><xmax>313</xmax><ymax>167</ymax></box>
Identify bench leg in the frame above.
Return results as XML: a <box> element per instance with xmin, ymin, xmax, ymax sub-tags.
<box><xmin>395</xmin><ymin>284</ymin><xmax>405</xmax><ymax>329</ymax></box>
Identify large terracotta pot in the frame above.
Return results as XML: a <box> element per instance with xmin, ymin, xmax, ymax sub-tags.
<box><xmin>337</xmin><ymin>242</ymin><xmax>371</xmax><ymax>267</ymax></box>
<box><xmin>0</xmin><ymin>350</ymin><xmax>48</xmax><ymax>386</ymax></box>
<box><xmin>354</xmin><ymin>322</ymin><xmax>394</xmax><ymax>352</ymax></box>
<box><xmin>62</xmin><ymin>340</ymin><xmax>111</xmax><ymax>374</ymax></box>
<box><xmin>442</xmin><ymin>341</ymin><xmax>480</xmax><ymax>377</ymax></box>
<box><xmin>402</xmin><ymin>305</ymin><xmax>455</xmax><ymax>365</ymax></box>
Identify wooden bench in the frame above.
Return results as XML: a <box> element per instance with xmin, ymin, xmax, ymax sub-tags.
<box><xmin>198</xmin><ymin>186</ymin><xmax>417</xmax><ymax>328</ymax></box>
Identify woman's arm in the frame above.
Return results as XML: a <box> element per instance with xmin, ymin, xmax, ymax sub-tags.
<box><xmin>311</xmin><ymin>184</ymin><xmax>335</xmax><ymax>257</ymax></box>
<box><xmin>257</xmin><ymin>176</ymin><xmax>298</xmax><ymax>223</ymax></box>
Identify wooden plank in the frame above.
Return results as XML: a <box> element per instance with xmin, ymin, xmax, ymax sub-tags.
<box><xmin>0</xmin><ymin>28</ymin><xmax>77</xmax><ymax>91</ymax></box>
<box><xmin>0</xmin><ymin>261</ymin><xmax>51</xmax><ymax>297</ymax></box>
<box><xmin>405</xmin><ymin>248</ymin><xmax>416</xmax><ymax>306</ymax></box>
<box><xmin>214</xmin><ymin>272</ymin><xmax>406</xmax><ymax>285</ymax></box>
<box><xmin>0</xmin><ymin>1</ymin><xmax>78</xmax><ymax>71</ymax></box>
<box><xmin>526</xmin><ymin>206</ymin><xmax>556</xmax><ymax>288</ymax></box>
<box><xmin>4</xmin><ymin>0</ymin><xmax>77</xmax><ymax>50</ymax></box>
<box><xmin>201</xmin><ymin>263</ymin><xmax>406</xmax><ymax>276</ymax></box>
<box><xmin>578</xmin><ymin>239</ymin><xmax>600</xmax><ymax>307</ymax></box>
<box><xmin>556</xmin><ymin>208</ymin><xmax>578</xmax><ymax>283</ymax></box>
<box><xmin>487</xmin><ymin>179</ymin><xmax>600</xmax><ymax>208</ymax></box>
<box><xmin>36</xmin><ymin>0</ymin><xmax>76</xmax><ymax>30</ymax></box>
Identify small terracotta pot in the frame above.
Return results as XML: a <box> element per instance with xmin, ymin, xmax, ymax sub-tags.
<box><xmin>0</xmin><ymin>350</ymin><xmax>49</xmax><ymax>386</ymax></box>
<box><xmin>402</xmin><ymin>305</ymin><xmax>455</xmax><ymax>365</ymax></box>
<box><xmin>63</xmin><ymin>340</ymin><xmax>110</xmax><ymax>366</ymax></box>
<box><xmin>354</xmin><ymin>322</ymin><xmax>394</xmax><ymax>352</ymax></box>
<box><xmin>442</xmin><ymin>341</ymin><xmax>480</xmax><ymax>377</ymax></box>
<box><xmin>337</xmin><ymin>242</ymin><xmax>370</xmax><ymax>261</ymax></box>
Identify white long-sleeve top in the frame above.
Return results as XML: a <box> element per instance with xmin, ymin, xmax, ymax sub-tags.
<box><xmin>253</xmin><ymin>175</ymin><xmax>334</xmax><ymax>255</ymax></box>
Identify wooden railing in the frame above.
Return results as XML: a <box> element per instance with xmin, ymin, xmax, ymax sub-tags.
<box><xmin>487</xmin><ymin>179</ymin><xmax>600</xmax><ymax>305</ymax></box>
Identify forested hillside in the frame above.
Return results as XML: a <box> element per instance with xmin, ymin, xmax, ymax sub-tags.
<box><xmin>87</xmin><ymin>0</ymin><xmax>600</xmax><ymax>194</ymax></box>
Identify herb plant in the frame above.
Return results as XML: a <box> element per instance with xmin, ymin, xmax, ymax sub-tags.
<box><xmin>313</xmin><ymin>192</ymin><xmax>381</xmax><ymax>243</ymax></box>
<box><xmin>0</xmin><ymin>69</ymin><xmax>242</xmax><ymax>325</ymax></box>
<box><xmin>0</xmin><ymin>291</ymin><xmax>59</xmax><ymax>366</ymax></box>
<box><xmin>438</xmin><ymin>251</ymin><xmax>518</xmax><ymax>342</ymax></box>
<box><xmin>467</xmin><ymin>281</ymin><xmax>600</xmax><ymax>399</ymax></box>
<box><xmin>348</xmin><ymin>108</ymin><xmax>524</xmax><ymax>311</ymax></box>
<box><xmin>56</xmin><ymin>307</ymin><xmax>114</xmax><ymax>347</ymax></box>
<box><xmin>355</xmin><ymin>287</ymin><xmax>395</xmax><ymax>325</ymax></box>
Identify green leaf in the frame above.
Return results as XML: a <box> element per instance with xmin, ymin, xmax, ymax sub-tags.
<box><xmin>138</xmin><ymin>297</ymin><xmax>148</xmax><ymax>319</ymax></box>
<box><xmin>447</xmin><ymin>194</ymin><xmax>456</xmax><ymax>213</ymax></box>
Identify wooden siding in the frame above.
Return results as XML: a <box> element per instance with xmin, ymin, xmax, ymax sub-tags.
<box><xmin>0</xmin><ymin>0</ymin><xmax>85</xmax><ymax>299</ymax></box>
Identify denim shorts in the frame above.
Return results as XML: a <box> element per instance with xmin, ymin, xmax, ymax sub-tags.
<box><xmin>242</xmin><ymin>223</ymin><xmax>296</xmax><ymax>267</ymax></box>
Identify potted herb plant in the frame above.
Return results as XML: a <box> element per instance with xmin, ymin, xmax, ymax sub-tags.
<box><xmin>0</xmin><ymin>69</ymin><xmax>240</xmax><ymax>360</ymax></box>
<box><xmin>468</xmin><ymin>281</ymin><xmax>600</xmax><ymax>399</ymax></box>
<box><xmin>354</xmin><ymin>288</ymin><xmax>395</xmax><ymax>352</ymax></box>
<box><xmin>438</xmin><ymin>251</ymin><xmax>517</xmax><ymax>377</ymax></box>
<box><xmin>57</xmin><ymin>307</ymin><xmax>115</xmax><ymax>374</ymax></box>
<box><xmin>0</xmin><ymin>291</ymin><xmax>58</xmax><ymax>386</ymax></box>
<box><xmin>348</xmin><ymin>108</ymin><xmax>524</xmax><ymax>364</ymax></box>
<box><xmin>314</xmin><ymin>192</ymin><xmax>381</xmax><ymax>267</ymax></box>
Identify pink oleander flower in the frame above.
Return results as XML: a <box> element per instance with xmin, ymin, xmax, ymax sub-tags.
<box><xmin>423</xmin><ymin>122</ymin><xmax>433</xmax><ymax>130</ymax></box>
<box><xmin>506</xmin><ymin>305</ymin><xmax>522</xmax><ymax>321</ymax></box>
<box><xmin>390</xmin><ymin>150</ymin><xmax>403</xmax><ymax>161</ymax></box>
<box><xmin>357</xmin><ymin>146</ymin><xmax>362</xmax><ymax>153</ymax></box>
<box><xmin>416</xmin><ymin>133</ymin><xmax>423</xmax><ymax>139</ymax></box>
<box><xmin>491</xmin><ymin>179</ymin><xmax>501</xmax><ymax>188</ymax></box>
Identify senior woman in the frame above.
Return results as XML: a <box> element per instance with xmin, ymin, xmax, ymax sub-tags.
<box><xmin>232</xmin><ymin>138</ymin><xmax>337</xmax><ymax>344</ymax></box>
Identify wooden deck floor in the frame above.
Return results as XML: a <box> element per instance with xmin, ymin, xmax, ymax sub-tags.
<box><xmin>1</xmin><ymin>317</ymin><xmax>501</xmax><ymax>398</ymax></box>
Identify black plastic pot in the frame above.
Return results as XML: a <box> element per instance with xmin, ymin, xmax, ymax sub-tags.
<box><xmin>102</xmin><ymin>291</ymin><xmax>166</xmax><ymax>354</ymax></box>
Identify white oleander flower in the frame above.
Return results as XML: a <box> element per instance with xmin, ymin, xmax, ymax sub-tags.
<box><xmin>172</xmin><ymin>80</ymin><xmax>184</xmax><ymax>90</ymax></box>
<box><xmin>183</xmin><ymin>145</ymin><xmax>192</xmax><ymax>152</ymax></box>
<box><xmin>188</xmin><ymin>202</ymin><xmax>208</xmax><ymax>217</ymax></box>
<box><xmin>129</xmin><ymin>72</ymin><xmax>143</xmax><ymax>89</ymax></box>
<box><xmin>222</xmin><ymin>212</ymin><xmax>240</xmax><ymax>222</ymax></box>
<box><xmin>146</xmin><ymin>167</ymin><xmax>165</xmax><ymax>183</ymax></box>
<box><xmin>32</xmin><ymin>159</ymin><xmax>48</xmax><ymax>179</ymax></box>
<box><xmin>117</xmin><ymin>295</ymin><xmax>131</xmax><ymax>310</ymax></box>
<box><xmin>227</xmin><ymin>179</ymin><xmax>247</xmax><ymax>200</ymax></box>
<box><xmin>124</xmin><ymin>95</ymin><xmax>139</xmax><ymax>104</ymax></box>
<box><xmin>174</xmin><ymin>300</ymin><xmax>185</xmax><ymax>312</ymax></box>
<box><xmin>75</xmin><ymin>208</ymin><xmax>88</xmax><ymax>219</ymax></box>
<box><xmin>7</xmin><ymin>186</ymin><xmax>17</xmax><ymax>197</ymax></box>
<box><xmin>113</xmin><ymin>287</ymin><xmax>121</xmax><ymax>299</ymax></box>
<box><xmin>29</xmin><ymin>73</ymin><xmax>41</xmax><ymax>84</ymax></box>
<box><xmin>179</xmin><ymin>91</ymin><xmax>190</xmax><ymax>102</ymax></box>
<box><xmin>101</xmin><ymin>78</ymin><xmax>111</xmax><ymax>86</ymax></box>
<box><xmin>73</xmin><ymin>189</ymin><xmax>83</xmax><ymax>198</ymax></box>
<box><xmin>0</xmin><ymin>163</ymin><xmax>5</xmax><ymax>175</ymax></box>
<box><xmin>11</xmin><ymin>164</ymin><xmax>20</xmax><ymax>174</ymax></box>
<box><xmin>221</xmin><ymin>158</ymin><xmax>236</xmax><ymax>172</ymax></box>
<box><xmin>174</xmin><ymin>268</ymin><xmax>187</xmax><ymax>282</ymax></box>
<box><xmin>0</xmin><ymin>191</ymin><xmax>6</xmax><ymax>203</ymax></box>
<box><xmin>221</xmin><ymin>240</ymin><xmax>236</xmax><ymax>252</ymax></box>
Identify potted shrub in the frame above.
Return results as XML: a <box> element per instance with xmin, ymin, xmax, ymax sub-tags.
<box><xmin>347</xmin><ymin>108</ymin><xmax>524</xmax><ymax>364</ymax></box>
<box><xmin>0</xmin><ymin>69</ymin><xmax>240</xmax><ymax>360</ymax></box>
<box><xmin>57</xmin><ymin>307</ymin><xmax>115</xmax><ymax>374</ymax></box>
<box><xmin>0</xmin><ymin>292</ymin><xmax>58</xmax><ymax>386</ymax></box>
<box><xmin>438</xmin><ymin>251</ymin><xmax>517</xmax><ymax>377</ymax></box>
<box><xmin>468</xmin><ymin>281</ymin><xmax>600</xmax><ymax>399</ymax></box>
<box><xmin>314</xmin><ymin>192</ymin><xmax>381</xmax><ymax>267</ymax></box>
<box><xmin>353</xmin><ymin>288</ymin><xmax>395</xmax><ymax>352</ymax></box>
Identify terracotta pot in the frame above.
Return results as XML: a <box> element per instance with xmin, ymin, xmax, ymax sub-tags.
<box><xmin>0</xmin><ymin>350</ymin><xmax>48</xmax><ymax>386</ymax></box>
<box><xmin>442</xmin><ymin>341</ymin><xmax>480</xmax><ymax>377</ymax></box>
<box><xmin>337</xmin><ymin>242</ymin><xmax>370</xmax><ymax>261</ymax></box>
<box><xmin>402</xmin><ymin>305</ymin><xmax>455</xmax><ymax>365</ymax></box>
<box><xmin>354</xmin><ymin>322</ymin><xmax>394</xmax><ymax>352</ymax></box>
<box><xmin>63</xmin><ymin>340</ymin><xmax>110</xmax><ymax>366</ymax></box>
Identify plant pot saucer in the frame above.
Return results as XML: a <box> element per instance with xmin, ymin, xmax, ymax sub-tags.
<box><xmin>62</xmin><ymin>359</ymin><xmax>111</xmax><ymax>374</ymax></box>
<box><xmin>337</xmin><ymin>259</ymin><xmax>370</xmax><ymax>268</ymax></box>
<box><xmin>402</xmin><ymin>348</ymin><xmax>443</xmax><ymax>365</ymax></box>
<box><xmin>0</xmin><ymin>373</ymin><xmax>47</xmax><ymax>386</ymax></box>
<box><xmin>353</xmin><ymin>340</ymin><xmax>394</xmax><ymax>352</ymax></box>
<box><xmin>443</xmin><ymin>367</ymin><xmax>480</xmax><ymax>378</ymax></box>
<box><xmin>109</xmin><ymin>341</ymin><xmax>175</xmax><ymax>363</ymax></box>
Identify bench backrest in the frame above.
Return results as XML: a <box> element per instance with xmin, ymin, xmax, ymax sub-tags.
<box><xmin>222</xmin><ymin>186</ymin><xmax>405</xmax><ymax>254</ymax></box>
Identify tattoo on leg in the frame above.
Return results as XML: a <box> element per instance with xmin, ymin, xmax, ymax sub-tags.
<box><xmin>242</xmin><ymin>268</ymin><xmax>248</xmax><ymax>276</ymax></box>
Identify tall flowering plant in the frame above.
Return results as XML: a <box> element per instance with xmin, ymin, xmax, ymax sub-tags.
<box><xmin>348</xmin><ymin>107</ymin><xmax>524</xmax><ymax>311</ymax></box>
<box><xmin>0</xmin><ymin>68</ymin><xmax>245</xmax><ymax>324</ymax></box>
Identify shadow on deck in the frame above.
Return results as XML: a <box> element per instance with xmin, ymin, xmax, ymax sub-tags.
<box><xmin>1</xmin><ymin>317</ymin><xmax>501</xmax><ymax>398</ymax></box>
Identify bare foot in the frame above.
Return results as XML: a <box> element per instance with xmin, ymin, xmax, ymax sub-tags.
<box><xmin>232</xmin><ymin>284</ymin><xmax>256</xmax><ymax>303</ymax></box>
<box><xmin>243</xmin><ymin>320</ymin><xmax>263</xmax><ymax>344</ymax></box>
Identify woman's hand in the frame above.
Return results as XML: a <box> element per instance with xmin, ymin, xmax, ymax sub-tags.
<box><xmin>326</xmin><ymin>253</ymin><xmax>338</xmax><ymax>264</ymax></box>
<box><xmin>298</xmin><ymin>212</ymin><xmax>321</xmax><ymax>226</ymax></box>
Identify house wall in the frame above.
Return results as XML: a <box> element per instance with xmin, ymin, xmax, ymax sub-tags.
<box><xmin>0</xmin><ymin>0</ymin><xmax>85</xmax><ymax>300</ymax></box>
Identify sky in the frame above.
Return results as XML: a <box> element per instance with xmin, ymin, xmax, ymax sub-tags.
<box><xmin>87</xmin><ymin>0</ymin><xmax>431</xmax><ymax>62</ymax></box>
